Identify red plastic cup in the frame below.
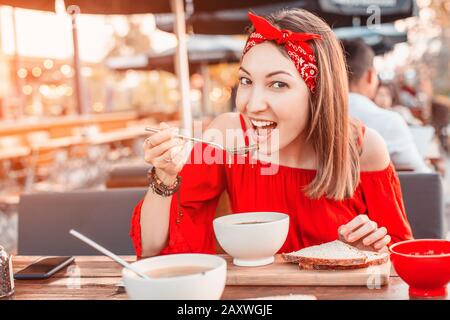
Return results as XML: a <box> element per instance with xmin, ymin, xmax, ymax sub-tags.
<box><xmin>389</xmin><ymin>239</ymin><xmax>450</xmax><ymax>298</ymax></box>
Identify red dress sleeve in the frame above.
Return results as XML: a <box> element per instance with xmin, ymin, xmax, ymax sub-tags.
<box><xmin>359</xmin><ymin>163</ymin><xmax>414</xmax><ymax>244</ymax></box>
<box><xmin>130</xmin><ymin>143</ymin><xmax>226</xmax><ymax>258</ymax></box>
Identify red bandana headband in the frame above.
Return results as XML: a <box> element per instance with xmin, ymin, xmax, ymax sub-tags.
<box><xmin>243</xmin><ymin>12</ymin><xmax>322</xmax><ymax>92</ymax></box>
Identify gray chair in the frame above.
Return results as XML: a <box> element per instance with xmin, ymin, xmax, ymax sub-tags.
<box><xmin>18</xmin><ymin>188</ymin><xmax>147</xmax><ymax>255</ymax></box>
<box><xmin>105</xmin><ymin>163</ymin><xmax>151</xmax><ymax>188</ymax></box>
<box><xmin>397</xmin><ymin>172</ymin><xmax>446</xmax><ymax>239</ymax></box>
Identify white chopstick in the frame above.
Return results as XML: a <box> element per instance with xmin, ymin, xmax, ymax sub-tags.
<box><xmin>69</xmin><ymin>229</ymin><xmax>151</xmax><ymax>280</ymax></box>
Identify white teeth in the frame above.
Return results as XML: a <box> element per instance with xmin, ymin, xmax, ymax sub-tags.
<box><xmin>251</xmin><ymin>119</ymin><xmax>276</xmax><ymax>127</ymax></box>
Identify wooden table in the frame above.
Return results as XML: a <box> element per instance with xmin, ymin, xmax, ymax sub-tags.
<box><xmin>0</xmin><ymin>146</ymin><xmax>30</xmax><ymax>161</ymax></box>
<box><xmin>85</xmin><ymin>127</ymin><xmax>148</xmax><ymax>145</ymax></box>
<box><xmin>9</xmin><ymin>256</ymin><xmax>449</xmax><ymax>300</ymax></box>
<box><xmin>0</xmin><ymin>112</ymin><xmax>139</xmax><ymax>138</ymax></box>
<box><xmin>29</xmin><ymin>136</ymin><xmax>85</xmax><ymax>152</ymax></box>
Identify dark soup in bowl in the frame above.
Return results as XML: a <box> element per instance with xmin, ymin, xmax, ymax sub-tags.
<box><xmin>146</xmin><ymin>266</ymin><xmax>212</xmax><ymax>278</ymax></box>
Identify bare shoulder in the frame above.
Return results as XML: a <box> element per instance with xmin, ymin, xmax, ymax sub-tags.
<box><xmin>203</xmin><ymin>112</ymin><xmax>242</xmax><ymax>146</ymax></box>
<box><xmin>360</xmin><ymin>127</ymin><xmax>391</xmax><ymax>171</ymax></box>
<box><xmin>205</xmin><ymin>112</ymin><xmax>241</xmax><ymax>131</ymax></box>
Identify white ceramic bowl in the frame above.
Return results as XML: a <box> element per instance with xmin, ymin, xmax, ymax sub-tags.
<box><xmin>122</xmin><ymin>254</ymin><xmax>227</xmax><ymax>300</ymax></box>
<box><xmin>213</xmin><ymin>212</ymin><xmax>289</xmax><ymax>267</ymax></box>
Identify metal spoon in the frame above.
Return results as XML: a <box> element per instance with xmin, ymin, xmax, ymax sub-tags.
<box><xmin>69</xmin><ymin>229</ymin><xmax>151</xmax><ymax>280</ymax></box>
<box><xmin>145</xmin><ymin>127</ymin><xmax>258</xmax><ymax>156</ymax></box>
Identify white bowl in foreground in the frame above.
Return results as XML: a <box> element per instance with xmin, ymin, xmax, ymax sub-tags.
<box><xmin>122</xmin><ymin>254</ymin><xmax>227</xmax><ymax>300</ymax></box>
<box><xmin>213</xmin><ymin>212</ymin><xmax>289</xmax><ymax>267</ymax></box>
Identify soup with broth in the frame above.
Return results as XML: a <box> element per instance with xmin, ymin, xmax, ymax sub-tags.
<box><xmin>146</xmin><ymin>266</ymin><xmax>212</xmax><ymax>278</ymax></box>
<box><xmin>234</xmin><ymin>221</ymin><xmax>272</xmax><ymax>225</ymax></box>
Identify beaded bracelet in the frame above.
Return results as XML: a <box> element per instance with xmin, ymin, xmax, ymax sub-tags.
<box><xmin>148</xmin><ymin>167</ymin><xmax>184</xmax><ymax>224</ymax></box>
<box><xmin>147</xmin><ymin>167</ymin><xmax>182</xmax><ymax>197</ymax></box>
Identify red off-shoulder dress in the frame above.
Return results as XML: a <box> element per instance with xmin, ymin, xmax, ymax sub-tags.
<box><xmin>130</xmin><ymin>114</ymin><xmax>413</xmax><ymax>257</ymax></box>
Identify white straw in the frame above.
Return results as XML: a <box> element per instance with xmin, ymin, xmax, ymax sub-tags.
<box><xmin>69</xmin><ymin>229</ymin><xmax>151</xmax><ymax>280</ymax></box>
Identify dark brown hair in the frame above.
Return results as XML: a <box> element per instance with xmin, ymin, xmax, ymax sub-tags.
<box><xmin>378</xmin><ymin>82</ymin><xmax>401</xmax><ymax>106</ymax></box>
<box><xmin>341</xmin><ymin>38</ymin><xmax>375</xmax><ymax>84</ymax></box>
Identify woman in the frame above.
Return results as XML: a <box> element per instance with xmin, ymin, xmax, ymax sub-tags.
<box><xmin>131</xmin><ymin>9</ymin><xmax>413</xmax><ymax>258</ymax></box>
<box><xmin>374</xmin><ymin>83</ymin><xmax>423</xmax><ymax>126</ymax></box>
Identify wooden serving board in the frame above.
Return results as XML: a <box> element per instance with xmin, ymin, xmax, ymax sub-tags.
<box><xmin>222</xmin><ymin>254</ymin><xmax>390</xmax><ymax>287</ymax></box>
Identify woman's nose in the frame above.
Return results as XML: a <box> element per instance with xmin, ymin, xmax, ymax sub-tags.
<box><xmin>247</xmin><ymin>89</ymin><xmax>268</xmax><ymax>113</ymax></box>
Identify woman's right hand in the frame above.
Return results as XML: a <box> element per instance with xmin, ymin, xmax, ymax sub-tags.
<box><xmin>143</xmin><ymin>122</ymin><xmax>187</xmax><ymax>185</ymax></box>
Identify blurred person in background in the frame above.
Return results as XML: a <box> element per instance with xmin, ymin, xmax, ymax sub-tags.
<box><xmin>431</xmin><ymin>96</ymin><xmax>450</xmax><ymax>153</ymax></box>
<box><xmin>342</xmin><ymin>38</ymin><xmax>431</xmax><ymax>173</ymax></box>
<box><xmin>374</xmin><ymin>83</ymin><xmax>424</xmax><ymax>126</ymax></box>
<box><xmin>396</xmin><ymin>69</ymin><xmax>433</xmax><ymax>123</ymax></box>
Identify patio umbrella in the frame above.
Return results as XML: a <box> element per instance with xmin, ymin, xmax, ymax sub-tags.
<box><xmin>310</xmin><ymin>0</ymin><xmax>416</xmax><ymax>28</ymax></box>
<box><xmin>157</xmin><ymin>0</ymin><xmax>417</xmax><ymax>34</ymax></box>
<box><xmin>156</xmin><ymin>1</ymin><xmax>309</xmax><ymax>35</ymax></box>
<box><xmin>334</xmin><ymin>24</ymin><xmax>408</xmax><ymax>55</ymax></box>
<box><xmin>63</xmin><ymin>1</ymin><xmax>172</xmax><ymax>14</ymax></box>
<box><xmin>3</xmin><ymin>1</ymin><xmax>310</xmax><ymax>16</ymax></box>
<box><xmin>0</xmin><ymin>0</ymin><xmax>55</xmax><ymax>11</ymax></box>
<box><xmin>106</xmin><ymin>35</ymin><xmax>245</xmax><ymax>73</ymax></box>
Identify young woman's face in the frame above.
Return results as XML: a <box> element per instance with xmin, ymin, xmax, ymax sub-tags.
<box><xmin>374</xmin><ymin>86</ymin><xmax>393</xmax><ymax>109</ymax></box>
<box><xmin>236</xmin><ymin>41</ymin><xmax>310</xmax><ymax>154</ymax></box>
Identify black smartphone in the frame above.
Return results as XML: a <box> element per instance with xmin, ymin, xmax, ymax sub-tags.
<box><xmin>14</xmin><ymin>256</ymin><xmax>75</xmax><ymax>280</ymax></box>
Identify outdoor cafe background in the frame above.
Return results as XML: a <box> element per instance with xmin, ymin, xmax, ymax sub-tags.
<box><xmin>0</xmin><ymin>0</ymin><xmax>449</xmax><ymax>255</ymax></box>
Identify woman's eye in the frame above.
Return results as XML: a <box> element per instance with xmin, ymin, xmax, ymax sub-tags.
<box><xmin>239</xmin><ymin>77</ymin><xmax>251</xmax><ymax>86</ymax></box>
<box><xmin>271</xmin><ymin>81</ymin><xmax>288</xmax><ymax>89</ymax></box>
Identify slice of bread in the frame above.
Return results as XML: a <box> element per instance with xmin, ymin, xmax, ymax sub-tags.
<box><xmin>282</xmin><ymin>240</ymin><xmax>367</xmax><ymax>266</ymax></box>
<box><xmin>298</xmin><ymin>251</ymin><xmax>389</xmax><ymax>270</ymax></box>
